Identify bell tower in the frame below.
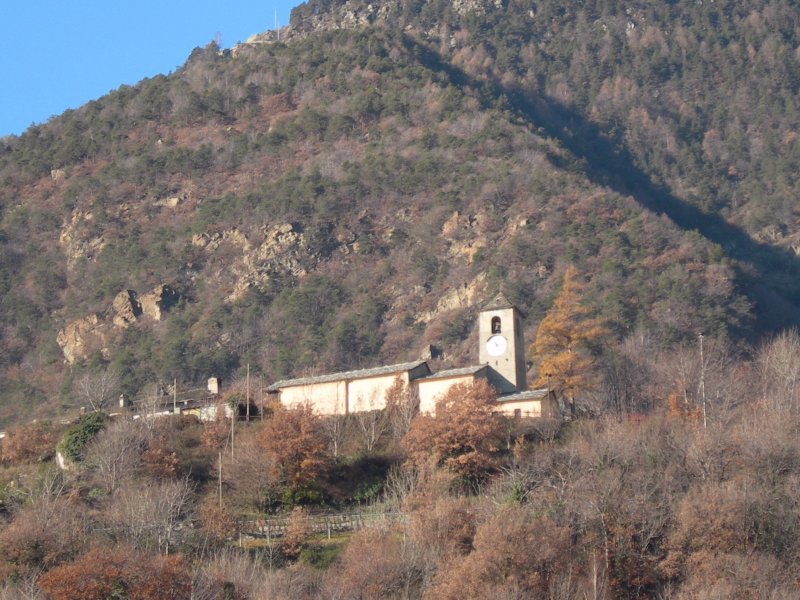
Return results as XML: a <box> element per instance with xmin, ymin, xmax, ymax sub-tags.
<box><xmin>478</xmin><ymin>293</ymin><xmax>527</xmax><ymax>393</ymax></box>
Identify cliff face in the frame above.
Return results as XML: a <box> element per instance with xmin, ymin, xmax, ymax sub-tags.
<box><xmin>1</xmin><ymin>0</ymin><xmax>799</xmax><ymax>424</ymax></box>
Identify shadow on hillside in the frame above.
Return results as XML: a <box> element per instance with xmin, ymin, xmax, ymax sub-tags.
<box><xmin>401</xmin><ymin>34</ymin><xmax>800</xmax><ymax>335</ymax></box>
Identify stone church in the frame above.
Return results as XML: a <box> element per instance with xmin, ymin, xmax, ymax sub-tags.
<box><xmin>267</xmin><ymin>293</ymin><xmax>557</xmax><ymax>418</ymax></box>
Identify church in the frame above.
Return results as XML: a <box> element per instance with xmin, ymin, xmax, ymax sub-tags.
<box><xmin>266</xmin><ymin>293</ymin><xmax>558</xmax><ymax>419</ymax></box>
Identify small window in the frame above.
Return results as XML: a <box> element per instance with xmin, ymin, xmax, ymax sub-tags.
<box><xmin>491</xmin><ymin>316</ymin><xmax>501</xmax><ymax>334</ymax></box>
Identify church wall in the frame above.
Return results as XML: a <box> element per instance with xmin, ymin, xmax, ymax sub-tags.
<box><xmin>348</xmin><ymin>373</ymin><xmax>409</xmax><ymax>412</ymax></box>
<box><xmin>416</xmin><ymin>374</ymin><xmax>478</xmax><ymax>414</ymax></box>
<box><xmin>494</xmin><ymin>397</ymin><xmax>557</xmax><ymax>418</ymax></box>
<box><xmin>279</xmin><ymin>380</ymin><xmax>348</xmax><ymax>414</ymax></box>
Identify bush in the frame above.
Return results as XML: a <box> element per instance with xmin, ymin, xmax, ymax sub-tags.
<box><xmin>0</xmin><ymin>422</ymin><xmax>57</xmax><ymax>466</ymax></box>
<box><xmin>57</xmin><ymin>412</ymin><xmax>106</xmax><ymax>463</ymax></box>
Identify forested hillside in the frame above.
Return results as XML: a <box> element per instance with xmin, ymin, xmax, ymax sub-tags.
<box><xmin>1</xmin><ymin>335</ymin><xmax>799</xmax><ymax>598</ymax></box>
<box><xmin>3</xmin><ymin>1</ymin><xmax>800</xmax><ymax>597</ymax></box>
<box><xmin>0</xmin><ymin>0</ymin><xmax>798</xmax><ymax>422</ymax></box>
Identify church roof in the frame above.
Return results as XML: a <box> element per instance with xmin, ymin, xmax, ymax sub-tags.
<box><xmin>483</xmin><ymin>292</ymin><xmax>526</xmax><ymax>317</ymax></box>
<box><xmin>267</xmin><ymin>360</ymin><xmax>430</xmax><ymax>391</ymax></box>
<box><xmin>495</xmin><ymin>388</ymin><xmax>551</xmax><ymax>403</ymax></box>
<box><xmin>418</xmin><ymin>365</ymin><xmax>489</xmax><ymax>380</ymax></box>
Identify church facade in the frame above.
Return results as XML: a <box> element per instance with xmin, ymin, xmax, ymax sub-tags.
<box><xmin>267</xmin><ymin>293</ymin><xmax>558</xmax><ymax>419</ymax></box>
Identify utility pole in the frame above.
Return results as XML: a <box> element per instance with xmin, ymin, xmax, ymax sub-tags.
<box><xmin>153</xmin><ymin>383</ymin><xmax>158</xmax><ymax>420</ymax></box>
<box><xmin>173</xmin><ymin>378</ymin><xmax>177</xmax><ymax>415</ymax></box>
<box><xmin>218</xmin><ymin>451</ymin><xmax>223</xmax><ymax>507</ymax></box>
<box><xmin>246</xmin><ymin>363</ymin><xmax>250</xmax><ymax>422</ymax></box>
<box><xmin>699</xmin><ymin>333</ymin><xmax>707</xmax><ymax>430</ymax></box>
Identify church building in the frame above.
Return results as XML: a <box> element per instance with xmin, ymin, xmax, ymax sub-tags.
<box><xmin>267</xmin><ymin>293</ymin><xmax>558</xmax><ymax>419</ymax></box>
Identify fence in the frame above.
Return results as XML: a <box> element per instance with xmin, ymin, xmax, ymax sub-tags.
<box><xmin>240</xmin><ymin>510</ymin><xmax>407</xmax><ymax>540</ymax></box>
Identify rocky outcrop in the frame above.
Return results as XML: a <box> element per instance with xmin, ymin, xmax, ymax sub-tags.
<box><xmin>229</xmin><ymin>223</ymin><xmax>312</xmax><ymax>301</ymax></box>
<box><xmin>56</xmin><ymin>315</ymin><xmax>113</xmax><ymax>364</ymax></box>
<box><xmin>112</xmin><ymin>290</ymin><xmax>142</xmax><ymax>328</ymax></box>
<box><xmin>192</xmin><ymin>224</ymin><xmax>315</xmax><ymax>302</ymax></box>
<box><xmin>754</xmin><ymin>224</ymin><xmax>800</xmax><ymax>256</ymax></box>
<box><xmin>59</xmin><ymin>210</ymin><xmax>106</xmax><ymax>269</ymax></box>
<box><xmin>417</xmin><ymin>273</ymin><xmax>486</xmax><ymax>324</ymax></box>
<box><xmin>440</xmin><ymin>210</ymin><xmax>489</xmax><ymax>263</ymax></box>
<box><xmin>241</xmin><ymin>1</ymin><xmax>398</xmax><ymax>47</ymax></box>
<box><xmin>140</xmin><ymin>285</ymin><xmax>180</xmax><ymax>321</ymax></box>
<box><xmin>451</xmin><ymin>0</ymin><xmax>504</xmax><ymax>16</ymax></box>
<box><xmin>192</xmin><ymin>228</ymin><xmax>251</xmax><ymax>253</ymax></box>
<box><xmin>153</xmin><ymin>189</ymin><xmax>191</xmax><ymax>209</ymax></box>
<box><xmin>110</xmin><ymin>285</ymin><xmax>179</xmax><ymax>327</ymax></box>
<box><xmin>236</xmin><ymin>0</ymin><xmax>500</xmax><ymax>51</ymax></box>
<box><xmin>57</xmin><ymin>284</ymin><xmax>179</xmax><ymax>363</ymax></box>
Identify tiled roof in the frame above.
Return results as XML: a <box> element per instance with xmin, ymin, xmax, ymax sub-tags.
<box><xmin>483</xmin><ymin>292</ymin><xmax>526</xmax><ymax>317</ymax></box>
<box><xmin>418</xmin><ymin>365</ymin><xmax>488</xmax><ymax>380</ymax></box>
<box><xmin>495</xmin><ymin>388</ymin><xmax>551</xmax><ymax>402</ymax></box>
<box><xmin>267</xmin><ymin>361</ymin><xmax>429</xmax><ymax>391</ymax></box>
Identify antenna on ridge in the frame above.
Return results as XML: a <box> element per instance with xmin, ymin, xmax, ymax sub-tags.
<box><xmin>275</xmin><ymin>9</ymin><xmax>279</xmax><ymax>40</ymax></box>
<box><xmin>214</xmin><ymin>31</ymin><xmax>222</xmax><ymax>47</ymax></box>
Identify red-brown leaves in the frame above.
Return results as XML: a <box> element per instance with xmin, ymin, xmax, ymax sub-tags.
<box><xmin>38</xmin><ymin>546</ymin><xmax>191</xmax><ymax>600</ymax></box>
<box><xmin>258</xmin><ymin>405</ymin><xmax>331</xmax><ymax>490</ymax></box>
<box><xmin>403</xmin><ymin>380</ymin><xmax>503</xmax><ymax>481</ymax></box>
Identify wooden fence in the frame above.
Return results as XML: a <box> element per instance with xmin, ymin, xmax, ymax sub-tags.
<box><xmin>240</xmin><ymin>511</ymin><xmax>407</xmax><ymax>540</ymax></box>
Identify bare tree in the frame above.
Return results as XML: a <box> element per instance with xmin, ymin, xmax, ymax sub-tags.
<box><xmin>597</xmin><ymin>334</ymin><xmax>657</xmax><ymax>418</ymax></box>
<box><xmin>84</xmin><ymin>417</ymin><xmax>148</xmax><ymax>492</ymax></box>
<box><xmin>656</xmin><ymin>335</ymin><xmax>744</xmax><ymax>424</ymax></box>
<box><xmin>191</xmin><ymin>550</ymin><xmax>271</xmax><ymax>600</ymax></box>
<box><xmin>224</xmin><ymin>430</ymin><xmax>281</xmax><ymax>513</ymax></box>
<box><xmin>355</xmin><ymin>409</ymin><xmax>388</xmax><ymax>454</ymax></box>
<box><xmin>383</xmin><ymin>463</ymin><xmax>420</xmax><ymax>511</ymax></box>
<box><xmin>757</xmin><ymin>329</ymin><xmax>800</xmax><ymax>413</ymax></box>
<box><xmin>75</xmin><ymin>368</ymin><xmax>120</xmax><ymax>412</ymax></box>
<box><xmin>321</xmin><ymin>413</ymin><xmax>349</xmax><ymax>459</ymax></box>
<box><xmin>108</xmin><ymin>477</ymin><xmax>194</xmax><ymax>555</ymax></box>
<box><xmin>135</xmin><ymin>382</ymin><xmax>167</xmax><ymax>431</ymax></box>
<box><xmin>0</xmin><ymin>573</ymin><xmax>46</xmax><ymax>600</ymax></box>
<box><xmin>385</xmin><ymin>377</ymin><xmax>418</xmax><ymax>444</ymax></box>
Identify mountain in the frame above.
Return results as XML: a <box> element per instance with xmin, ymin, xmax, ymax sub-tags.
<box><xmin>0</xmin><ymin>0</ymin><xmax>798</xmax><ymax>425</ymax></box>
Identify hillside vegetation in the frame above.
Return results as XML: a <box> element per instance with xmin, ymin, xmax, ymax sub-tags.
<box><xmin>0</xmin><ymin>0</ymin><xmax>798</xmax><ymax>424</ymax></box>
<box><xmin>2</xmin><ymin>1</ymin><xmax>800</xmax><ymax>596</ymax></box>
<box><xmin>1</xmin><ymin>334</ymin><xmax>799</xmax><ymax>598</ymax></box>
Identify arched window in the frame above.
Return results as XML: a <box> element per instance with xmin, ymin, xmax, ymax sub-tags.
<box><xmin>491</xmin><ymin>316</ymin><xmax>501</xmax><ymax>334</ymax></box>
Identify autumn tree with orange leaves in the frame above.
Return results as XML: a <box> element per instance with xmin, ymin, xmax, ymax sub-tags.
<box><xmin>259</xmin><ymin>405</ymin><xmax>331</xmax><ymax>493</ymax></box>
<box><xmin>403</xmin><ymin>380</ymin><xmax>504</xmax><ymax>481</ymax></box>
<box><xmin>38</xmin><ymin>546</ymin><xmax>190</xmax><ymax>600</ymax></box>
<box><xmin>532</xmin><ymin>266</ymin><xmax>608</xmax><ymax>412</ymax></box>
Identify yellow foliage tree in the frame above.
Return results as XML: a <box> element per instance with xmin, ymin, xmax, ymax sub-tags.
<box><xmin>532</xmin><ymin>266</ymin><xmax>608</xmax><ymax>410</ymax></box>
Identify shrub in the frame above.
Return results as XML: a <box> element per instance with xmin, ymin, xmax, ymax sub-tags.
<box><xmin>57</xmin><ymin>412</ymin><xmax>106</xmax><ymax>463</ymax></box>
<box><xmin>38</xmin><ymin>546</ymin><xmax>191</xmax><ymax>600</ymax></box>
<box><xmin>0</xmin><ymin>422</ymin><xmax>57</xmax><ymax>466</ymax></box>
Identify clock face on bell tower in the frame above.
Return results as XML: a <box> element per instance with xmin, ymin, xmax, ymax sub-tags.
<box><xmin>486</xmin><ymin>334</ymin><xmax>507</xmax><ymax>357</ymax></box>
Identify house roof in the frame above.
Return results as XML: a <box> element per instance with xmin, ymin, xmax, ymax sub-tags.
<box><xmin>267</xmin><ymin>360</ymin><xmax>430</xmax><ymax>391</ymax></box>
<box><xmin>495</xmin><ymin>388</ymin><xmax>551</xmax><ymax>403</ymax></box>
<box><xmin>483</xmin><ymin>292</ymin><xmax>526</xmax><ymax>317</ymax></box>
<box><xmin>418</xmin><ymin>365</ymin><xmax>489</xmax><ymax>381</ymax></box>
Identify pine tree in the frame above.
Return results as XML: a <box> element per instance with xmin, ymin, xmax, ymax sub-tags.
<box><xmin>532</xmin><ymin>266</ymin><xmax>608</xmax><ymax>412</ymax></box>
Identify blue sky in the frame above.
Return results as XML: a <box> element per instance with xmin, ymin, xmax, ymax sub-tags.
<box><xmin>0</xmin><ymin>1</ymin><xmax>302</xmax><ymax>137</ymax></box>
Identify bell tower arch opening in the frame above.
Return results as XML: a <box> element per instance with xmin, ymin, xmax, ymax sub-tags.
<box><xmin>491</xmin><ymin>316</ymin><xmax>501</xmax><ymax>334</ymax></box>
